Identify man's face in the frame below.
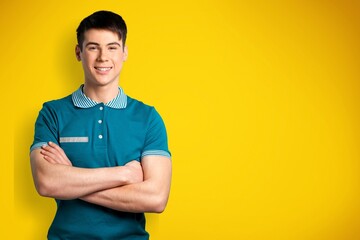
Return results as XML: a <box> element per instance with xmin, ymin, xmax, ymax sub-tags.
<box><xmin>76</xmin><ymin>29</ymin><xmax>128</xmax><ymax>88</ymax></box>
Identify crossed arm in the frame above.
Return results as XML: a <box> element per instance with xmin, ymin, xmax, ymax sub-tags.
<box><xmin>30</xmin><ymin>142</ymin><xmax>172</xmax><ymax>213</ymax></box>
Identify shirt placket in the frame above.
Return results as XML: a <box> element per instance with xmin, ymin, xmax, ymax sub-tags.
<box><xmin>95</xmin><ymin>103</ymin><xmax>106</xmax><ymax>148</ymax></box>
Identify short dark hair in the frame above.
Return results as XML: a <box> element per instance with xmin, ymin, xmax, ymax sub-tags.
<box><xmin>76</xmin><ymin>10</ymin><xmax>127</xmax><ymax>50</ymax></box>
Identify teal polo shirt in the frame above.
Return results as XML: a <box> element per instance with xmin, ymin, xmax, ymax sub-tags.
<box><xmin>31</xmin><ymin>85</ymin><xmax>171</xmax><ymax>240</ymax></box>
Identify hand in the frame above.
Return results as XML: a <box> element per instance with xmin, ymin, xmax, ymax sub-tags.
<box><xmin>123</xmin><ymin>160</ymin><xmax>143</xmax><ymax>184</ymax></box>
<box><xmin>41</xmin><ymin>142</ymin><xmax>72</xmax><ymax>166</ymax></box>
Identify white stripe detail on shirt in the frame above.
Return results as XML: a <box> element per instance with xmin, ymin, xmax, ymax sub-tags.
<box><xmin>60</xmin><ymin>137</ymin><xmax>89</xmax><ymax>143</ymax></box>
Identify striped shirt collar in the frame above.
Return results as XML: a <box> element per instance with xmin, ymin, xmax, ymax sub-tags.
<box><xmin>72</xmin><ymin>85</ymin><xmax>127</xmax><ymax>109</ymax></box>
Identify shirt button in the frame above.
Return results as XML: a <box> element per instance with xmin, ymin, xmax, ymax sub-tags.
<box><xmin>98</xmin><ymin>120</ymin><xmax>102</xmax><ymax>124</ymax></box>
<box><xmin>98</xmin><ymin>134</ymin><xmax>103</xmax><ymax>139</ymax></box>
<box><xmin>99</xmin><ymin>106</ymin><xmax>103</xmax><ymax>111</ymax></box>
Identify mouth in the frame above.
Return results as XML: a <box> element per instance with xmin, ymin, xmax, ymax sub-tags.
<box><xmin>94</xmin><ymin>67</ymin><xmax>112</xmax><ymax>72</ymax></box>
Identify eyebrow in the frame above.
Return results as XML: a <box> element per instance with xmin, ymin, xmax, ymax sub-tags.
<box><xmin>85</xmin><ymin>42</ymin><xmax>121</xmax><ymax>47</ymax></box>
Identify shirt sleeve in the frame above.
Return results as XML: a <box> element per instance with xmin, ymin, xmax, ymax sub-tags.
<box><xmin>30</xmin><ymin>103</ymin><xmax>59</xmax><ymax>153</ymax></box>
<box><xmin>141</xmin><ymin>107</ymin><xmax>171</xmax><ymax>159</ymax></box>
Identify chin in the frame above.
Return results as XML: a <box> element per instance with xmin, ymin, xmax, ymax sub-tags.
<box><xmin>95</xmin><ymin>80</ymin><xmax>118</xmax><ymax>87</ymax></box>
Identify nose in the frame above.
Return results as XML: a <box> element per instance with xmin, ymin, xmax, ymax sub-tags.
<box><xmin>96</xmin><ymin>49</ymin><xmax>108</xmax><ymax>62</ymax></box>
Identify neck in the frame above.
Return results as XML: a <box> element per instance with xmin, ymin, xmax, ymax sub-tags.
<box><xmin>83</xmin><ymin>83</ymin><xmax>119</xmax><ymax>103</ymax></box>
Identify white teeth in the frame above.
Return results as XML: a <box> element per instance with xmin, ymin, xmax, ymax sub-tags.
<box><xmin>95</xmin><ymin>67</ymin><xmax>111</xmax><ymax>71</ymax></box>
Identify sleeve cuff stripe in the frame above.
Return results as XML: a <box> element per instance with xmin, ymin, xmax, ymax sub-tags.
<box><xmin>141</xmin><ymin>150</ymin><xmax>171</xmax><ymax>158</ymax></box>
<box><xmin>30</xmin><ymin>142</ymin><xmax>48</xmax><ymax>152</ymax></box>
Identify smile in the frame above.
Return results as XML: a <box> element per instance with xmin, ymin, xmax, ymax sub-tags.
<box><xmin>94</xmin><ymin>67</ymin><xmax>112</xmax><ymax>72</ymax></box>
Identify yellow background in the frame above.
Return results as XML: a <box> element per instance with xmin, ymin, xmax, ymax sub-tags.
<box><xmin>1</xmin><ymin>0</ymin><xmax>360</xmax><ymax>239</ymax></box>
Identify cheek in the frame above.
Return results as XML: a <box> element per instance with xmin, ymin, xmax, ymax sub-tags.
<box><xmin>113</xmin><ymin>57</ymin><xmax>124</xmax><ymax>66</ymax></box>
<box><xmin>117</xmin><ymin>61</ymin><xmax>124</xmax><ymax>69</ymax></box>
<box><xmin>83</xmin><ymin>57</ymin><xmax>97</xmax><ymax>68</ymax></box>
<box><xmin>81</xmin><ymin>60</ymin><xmax>91</xmax><ymax>70</ymax></box>
<box><xmin>83</xmin><ymin>52</ymin><xmax>97</xmax><ymax>62</ymax></box>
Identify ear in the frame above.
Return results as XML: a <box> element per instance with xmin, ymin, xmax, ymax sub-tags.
<box><xmin>123</xmin><ymin>45</ymin><xmax>128</xmax><ymax>61</ymax></box>
<box><xmin>75</xmin><ymin>45</ymin><xmax>81</xmax><ymax>61</ymax></box>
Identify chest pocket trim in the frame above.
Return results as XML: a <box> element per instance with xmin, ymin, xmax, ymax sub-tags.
<box><xmin>59</xmin><ymin>137</ymin><xmax>89</xmax><ymax>143</ymax></box>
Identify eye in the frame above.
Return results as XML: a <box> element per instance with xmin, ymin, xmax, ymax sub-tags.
<box><xmin>87</xmin><ymin>46</ymin><xmax>98</xmax><ymax>51</ymax></box>
<box><xmin>109</xmin><ymin>46</ymin><xmax>118</xmax><ymax>51</ymax></box>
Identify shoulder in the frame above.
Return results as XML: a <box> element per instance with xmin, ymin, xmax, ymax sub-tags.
<box><xmin>42</xmin><ymin>94</ymin><xmax>73</xmax><ymax>109</ymax></box>
<box><xmin>39</xmin><ymin>95</ymin><xmax>73</xmax><ymax>118</ymax></box>
<box><xmin>126</xmin><ymin>95</ymin><xmax>155</xmax><ymax>114</ymax></box>
<box><xmin>125</xmin><ymin>96</ymin><xmax>165</xmax><ymax>125</ymax></box>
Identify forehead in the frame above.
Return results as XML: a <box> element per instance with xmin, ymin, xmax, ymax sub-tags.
<box><xmin>83</xmin><ymin>29</ymin><xmax>122</xmax><ymax>45</ymax></box>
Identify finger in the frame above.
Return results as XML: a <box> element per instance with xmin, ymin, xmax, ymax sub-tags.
<box><xmin>48</xmin><ymin>141</ymin><xmax>64</xmax><ymax>152</ymax></box>
<box><xmin>41</xmin><ymin>142</ymin><xmax>72</xmax><ymax>166</ymax></box>
<box><xmin>47</xmin><ymin>142</ymin><xmax>73</xmax><ymax>166</ymax></box>
<box><xmin>43</xmin><ymin>144</ymin><xmax>64</xmax><ymax>159</ymax></box>
<box><xmin>42</xmin><ymin>151</ymin><xmax>71</xmax><ymax>166</ymax></box>
<box><xmin>42</xmin><ymin>152</ymin><xmax>62</xmax><ymax>164</ymax></box>
<box><xmin>47</xmin><ymin>142</ymin><xmax>64</xmax><ymax>156</ymax></box>
<box><xmin>40</xmin><ymin>147</ymin><xmax>66</xmax><ymax>164</ymax></box>
<box><xmin>41</xmin><ymin>146</ymin><xmax>60</xmax><ymax>158</ymax></box>
<box><xmin>48</xmin><ymin>142</ymin><xmax>69</xmax><ymax>161</ymax></box>
<box><xmin>64</xmin><ymin>159</ymin><xmax>73</xmax><ymax>166</ymax></box>
<box><xmin>40</xmin><ymin>149</ymin><xmax>56</xmax><ymax>159</ymax></box>
<box><xmin>42</xmin><ymin>144</ymin><xmax>59</xmax><ymax>156</ymax></box>
<box><xmin>57</xmin><ymin>156</ymin><xmax>72</xmax><ymax>166</ymax></box>
<box><xmin>43</xmin><ymin>155</ymin><xmax>57</xmax><ymax>164</ymax></box>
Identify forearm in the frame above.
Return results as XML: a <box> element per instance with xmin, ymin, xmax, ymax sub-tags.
<box><xmin>81</xmin><ymin>155</ymin><xmax>172</xmax><ymax>213</ymax></box>
<box><xmin>30</xmin><ymin>149</ymin><xmax>129</xmax><ymax>200</ymax></box>
<box><xmin>81</xmin><ymin>180</ymin><xmax>170</xmax><ymax>213</ymax></box>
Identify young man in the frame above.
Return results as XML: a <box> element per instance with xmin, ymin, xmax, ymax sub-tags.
<box><xmin>30</xmin><ymin>10</ymin><xmax>172</xmax><ymax>239</ymax></box>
